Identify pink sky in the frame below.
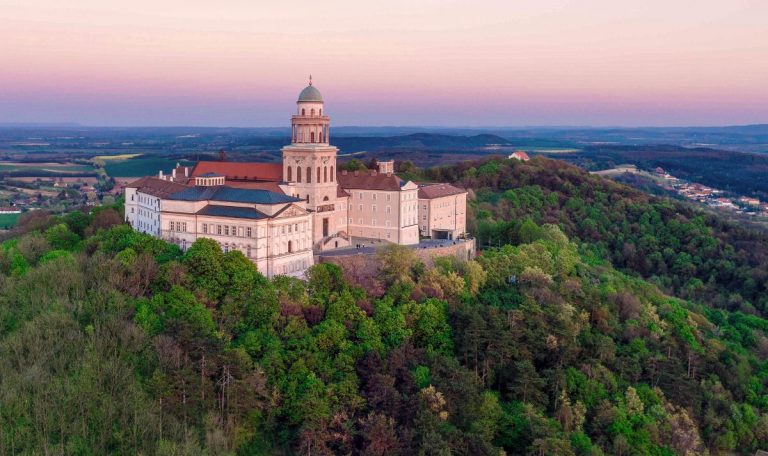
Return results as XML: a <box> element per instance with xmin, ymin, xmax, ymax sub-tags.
<box><xmin>1</xmin><ymin>0</ymin><xmax>767</xmax><ymax>127</ymax></box>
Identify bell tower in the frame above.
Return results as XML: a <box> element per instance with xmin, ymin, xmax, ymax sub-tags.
<box><xmin>282</xmin><ymin>77</ymin><xmax>344</xmax><ymax>245</ymax></box>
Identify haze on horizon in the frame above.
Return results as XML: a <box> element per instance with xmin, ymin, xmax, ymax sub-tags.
<box><xmin>1</xmin><ymin>0</ymin><xmax>767</xmax><ymax>128</ymax></box>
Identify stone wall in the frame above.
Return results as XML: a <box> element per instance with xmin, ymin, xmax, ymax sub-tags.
<box><xmin>317</xmin><ymin>238</ymin><xmax>476</xmax><ymax>271</ymax></box>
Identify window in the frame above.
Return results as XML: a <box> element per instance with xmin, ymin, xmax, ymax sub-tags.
<box><xmin>131</xmin><ymin>195</ymin><xmax>134</xmax><ymax>201</ymax></box>
<box><xmin>317</xmin><ymin>167</ymin><xmax>321</xmax><ymax>182</ymax></box>
<box><xmin>386</xmin><ymin>194</ymin><xmax>391</xmax><ymax>202</ymax></box>
<box><xmin>358</xmin><ymin>204</ymin><xmax>363</xmax><ymax>211</ymax></box>
<box><xmin>311</xmin><ymin>132</ymin><xmax>315</xmax><ymax>143</ymax></box>
<box><xmin>386</xmin><ymin>206</ymin><xmax>391</xmax><ymax>214</ymax></box>
<box><xmin>297</xmin><ymin>166</ymin><xmax>302</xmax><ymax>182</ymax></box>
<box><xmin>301</xmin><ymin>108</ymin><xmax>305</xmax><ymax>115</ymax></box>
<box><xmin>330</xmin><ymin>166</ymin><xmax>334</xmax><ymax>181</ymax></box>
<box><xmin>323</xmin><ymin>166</ymin><xmax>327</xmax><ymax>182</ymax></box>
<box><xmin>224</xmin><ymin>226</ymin><xmax>229</xmax><ymax>236</ymax></box>
<box><xmin>373</xmin><ymin>194</ymin><xmax>377</xmax><ymax>200</ymax></box>
<box><xmin>232</xmin><ymin>226</ymin><xmax>237</xmax><ymax>236</ymax></box>
<box><xmin>247</xmin><ymin>227</ymin><xmax>252</xmax><ymax>237</ymax></box>
<box><xmin>281</xmin><ymin>225</ymin><xmax>285</xmax><ymax>234</ymax></box>
<box><xmin>224</xmin><ymin>244</ymin><xmax>229</xmax><ymax>253</ymax></box>
<box><xmin>358</xmin><ymin>218</ymin><xmax>363</xmax><ymax>225</ymax></box>
<box><xmin>386</xmin><ymin>220</ymin><xmax>391</xmax><ymax>227</ymax></box>
<box><xmin>169</xmin><ymin>221</ymin><xmax>175</xmax><ymax>231</ymax></box>
<box><xmin>310</xmin><ymin>108</ymin><xmax>315</xmax><ymax>116</ymax></box>
<box><xmin>217</xmin><ymin>225</ymin><xmax>222</xmax><ymax>235</ymax></box>
<box><xmin>359</xmin><ymin>192</ymin><xmax>363</xmax><ymax>199</ymax></box>
<box><xmin>372</xmin><ymin>219</ymin><xmax>376</xmax><ymax>226</ymax></box>
<box><xmin>307</xmin><ymin>166</ymin><xmax>311</xmax><ymax>183</ymax></box>
<box><xmin>349</xmin><ymin>218</ymin><xmax>352</xmax><ymax>223</ymax></box>
<box><xmin>372</xmin><ymin>205</ymin><xmax>376</xmax><ymax>212</ymax></box>
<box><xmin>247</xmin><ymin>245</ymin><xmax>251</xmax><ymax>257</ymax></box>
<box><xmin>287</xmin><ymin>166</ymin><xmax>292</xmax><ymax>181</ymax></box>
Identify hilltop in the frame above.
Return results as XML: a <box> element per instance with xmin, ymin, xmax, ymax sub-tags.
<box><xmin>1</xmin><ymin>156</ymin><xmax>768</xmax><ymax>454</ymax></box>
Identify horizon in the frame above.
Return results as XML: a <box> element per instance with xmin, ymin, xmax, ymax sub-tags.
<box><xmin>1</xmin><ymin>122</ymin><xmax>767</xmax><ymax>131</ymax></box>
<box><xmin>2</xmin><ymin>0</ymin><xmax>767</xmax><ymax>127</ymax></box>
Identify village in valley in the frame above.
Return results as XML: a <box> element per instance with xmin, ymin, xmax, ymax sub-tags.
<box><xmin>592</xmin><ymin>164</ymin><xmax>768</xmax><ymax>219</ymax></box>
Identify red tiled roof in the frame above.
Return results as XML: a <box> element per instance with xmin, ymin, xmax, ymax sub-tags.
<box><xmin>125</xmin><ymin>177</ymin><xmax>189</xmax><ymax>198</ymax></box>
<box><xmin>337</xmin><ymin>170</ymin><xmax>403</xmax><ymax>191</ymax></box>
<box><xmin>191</xmin><ymin>161</ymin><xmax>282</xmax><ymax>182</ymax></box>
<box><xmin>337</xmin><ymin>185</ymin><xmax>349</xmax><ymax>198</ymax></box>
<box><xmin>418</xmin><ymin>183</ymin><xmax>466</xmax><ymax>199</ymax></box>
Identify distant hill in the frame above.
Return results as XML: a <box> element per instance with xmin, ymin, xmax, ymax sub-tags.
<box><xmin>334</xmin><ymin>132</ymin><xmax>513</xmax><ymax>150</ymax></box>
<box><xmin>564</xmin><ymin>144</ymin><xmax>768</xmax><ymax>199</ymax></box>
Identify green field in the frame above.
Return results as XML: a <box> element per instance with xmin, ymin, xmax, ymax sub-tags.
<box><xmin>105</xmin><ymin>157</ymin><xmax>195</xmax><ymax>177</ymax></box>
<box><xmin>0</xmin><ymin>164</ymin><xmax>94</xmax><ymax>173</ymax></box>
<box><xmin>0</xmin><ymin>213</ymin><xmax>21</xmax><ymax>229</ymax></box>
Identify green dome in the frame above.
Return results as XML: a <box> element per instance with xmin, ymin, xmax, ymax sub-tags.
<box><xmin>297</xmin><ymin>85</ymin><xmax>323</xmax><ymax>103</ymax></box>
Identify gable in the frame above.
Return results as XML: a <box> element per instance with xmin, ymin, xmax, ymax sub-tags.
<box><xmin>273</xmin><ymin>204</ymin><xmax>308</xmax><ymax>219</ymax></box>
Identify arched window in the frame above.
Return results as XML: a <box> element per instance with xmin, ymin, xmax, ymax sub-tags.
<box><xmin>317</xmin><ymin>167</ymin><xmax>321</xmax><ymax>182</ymax></box>
<box><xmin>310</xmin><ymin>108</ymin><xmax>315</xmax><ymax>116</ymax></box>
<box><xmin>323</xmin><ymin>196</ymin><xmax>329</xmax><ymax>201</ymax></box>
<box><xmin>288</xmin><ymin>240</ymin><xmax>292</xmax><ymax>253</ymax></box>
<box><xmin>306</xmin><ymin>166</ymin><xmax>311</xmax><ymax>183</ymax></box>
<box><xmin>330</xmin><ymin>166</ymin><xmax>334</xmax><ymax>181</ymax></box>
<box><xmin>296</xmin><ymin>166</ymin><xmax>302</xmax><ymax>182</ymax></box>
<box><xmin>319</xmin><ymin>131</ymin><xmax>323</xmax><ymax>143</ymax></box>
<box><xmin>310</xmin><ymin>131</ymin><xmax>315</xmax><ymax>143</ymax></box>
<box><xmin>287</xmin><ymin>166</ymin><xmax>292</xmax><ymax>181</ymax></box>
<box><xmin>301</xmin><ymin>108</ymin><xmax>305</xmax><ymax>116</ymax></box>
<box><xmin>323</xmin><ymin>166</ymin><xmax>327</xmax><ymax>182</ymax></box>
<box><xmin>319</xmin><ymin>109</ymin><xmax>322</xmax><ymax>115</ymax></box>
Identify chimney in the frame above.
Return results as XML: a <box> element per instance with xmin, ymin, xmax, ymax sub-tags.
<box><xmin>184</xmin><ymin>167</ymin><xmax>189</xmax><ymax>177</ymax></box>
<box><xmin>172</xmin><ymin>168</ymin><xmax>176</xmax><ymax>179</ymax></box>
<box><xmin>159</xmin><ymin>170</ymin><xmax>164</xmax><ymax>179</ymax></box>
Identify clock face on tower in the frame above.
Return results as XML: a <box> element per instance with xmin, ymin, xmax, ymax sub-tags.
<box><xmin>322</xmin><ymin>157</ymin><xmax>329</xmax><ymax>165</ymax></box>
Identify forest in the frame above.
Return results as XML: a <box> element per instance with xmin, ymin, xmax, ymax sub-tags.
<box><xmin>1</xmin><ymin>157</ymin><xmax>768</xmax><ymax>454</ymax></box>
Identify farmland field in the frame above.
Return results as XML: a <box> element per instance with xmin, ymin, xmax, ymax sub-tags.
<box><xmin>104</xmin><ymin>156</ymin><xmax>195</xmax><ymax>177</ymax></box>
<box><xmin>0</xmin><ymin>213</ymin><xmax>21</xmax><ymax>229</ymax></box>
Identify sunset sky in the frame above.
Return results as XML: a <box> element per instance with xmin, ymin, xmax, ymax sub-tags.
<box><xmin>1</xmin><ymin>0</ymin><xmax>767</xmax><ymax>127</ymax></box>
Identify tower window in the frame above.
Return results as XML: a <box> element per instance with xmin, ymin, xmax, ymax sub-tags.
<box><xmin>301</xmin><ymin>108</ymin><xmax>305</xmax><ymax>115</ymax></box>
<box><xmin>323</xmin><ymin>166</ymin><xmax>327</xmax><ymax>182</ymax></box>
<box><xmin>311</xmin><ymin>131</ymin><xmax>315</xmax><ymax>143</ymax></box>
<box><xmin>307</xmin><ymin>166</ymin><xmax>311</xmax><ymax>183</ymax></box>
<box><xmin>317</xmin><ymin>167</ymin><xmax>321</xmax><ymax>182</ymax></box>
<box><xmin>287</xmin><ymin>166</ymin><xmax>292</xmax><ymax>181</ymax></box>
<box><xmin>330</xmin><ymin>166</ymin><xmax>334</xmax><ymax>181</ymax></box>
<box><xmin>297</xmin><ymin>166</ymin><xmax>302</xmax><ymax>182</ymax></box>
<box><xmin>310</xmin><ymin>108</ymin><xmax>315</xmax><ymax>116</ymax></box>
